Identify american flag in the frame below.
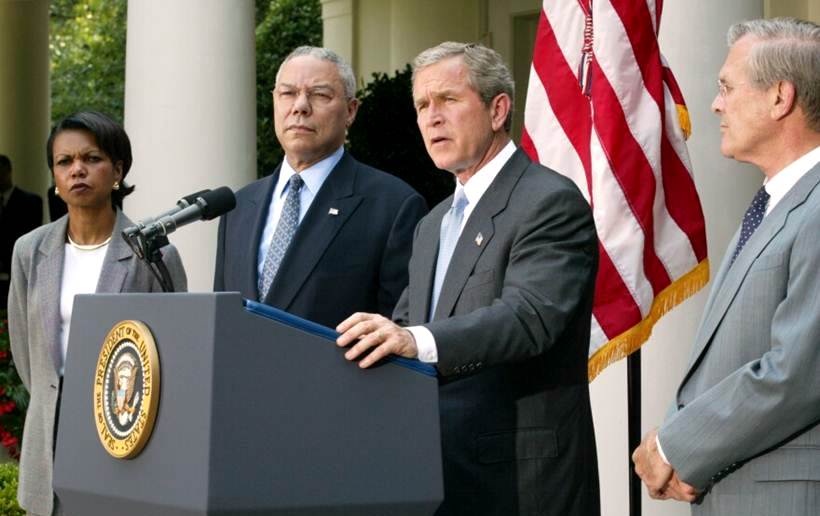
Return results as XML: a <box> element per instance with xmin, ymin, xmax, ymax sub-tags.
<box><xmin>522</xmin><ymin>0</ymin><xmax>709</xmax><ymax>380</ymax></box>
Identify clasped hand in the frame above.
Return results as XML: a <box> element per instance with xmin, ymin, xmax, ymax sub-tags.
<box><xmin>632</xmin><ymin>427</ymin><xmax>699</xmax><ymax>502</ymax></box>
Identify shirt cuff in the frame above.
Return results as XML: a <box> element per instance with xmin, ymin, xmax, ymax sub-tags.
<box><xmin>407</xmin><ymin>325</ymin><xmax>438</xmax><ymax>364</ymax></box>
<box><xmin>656</xmin><ymin>434</ymin><xmax>670</xmax><ymax>465</ymax></box>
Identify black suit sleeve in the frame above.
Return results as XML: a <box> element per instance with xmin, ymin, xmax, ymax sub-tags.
<box><xmin>377</xmin><ymin>191</ymin><xmax>427</xmax><ymax>317</ymax></box>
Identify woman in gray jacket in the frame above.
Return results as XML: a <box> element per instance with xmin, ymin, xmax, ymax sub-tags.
<box><xmin>7</xmin><ymin>111</ymin><xmax>187</xmax><ymax>516</ymax></box>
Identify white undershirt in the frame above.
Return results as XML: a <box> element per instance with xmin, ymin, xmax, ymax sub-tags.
<box><xmin>59</xmin><ymin>242</ymin><xmax>108</xmax><ymax>375</ymax></box>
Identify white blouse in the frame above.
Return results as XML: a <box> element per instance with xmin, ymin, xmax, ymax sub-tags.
<box><xmin>58</xmin><ymin>242</ymin><xmax>108</xmax><ymax>375</ymax></box>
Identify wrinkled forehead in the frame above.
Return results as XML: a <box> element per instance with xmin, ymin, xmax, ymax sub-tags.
<box><xmin>720</xmin><ymin>35</ymin><xmax>759</xmax><ymax>80</ymax></box>
<box><xmin>276</xmin><ymin>55</ymin><xmax>344</xmax><ymax>91</ymax></box>
<box><xmin>412</xmin><ymin>57</ymin><xmax>472</xmax><ymax>95</ymax></box>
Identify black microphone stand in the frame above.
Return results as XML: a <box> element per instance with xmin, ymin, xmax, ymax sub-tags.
<box><xmin>122</xmin><ymin>228</ymin><xmax>175</xmax><ymax>292</ymax></box>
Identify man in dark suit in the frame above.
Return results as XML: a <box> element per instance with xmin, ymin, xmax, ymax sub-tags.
<box><xmin>214</xmin><ymin>47</ymin><xmax>426</xmax><ymax>328</ymax></box>
<box><xmin>1</xmin><ymin>154</ymin><xmax>43</xmax><ymax>309</ymax></box>
<box><xmin>337</xmin><ymin>42</ymin><xmax>600</xmax><ymax>516</ymax></box>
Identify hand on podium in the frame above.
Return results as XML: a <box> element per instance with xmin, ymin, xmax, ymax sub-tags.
<box><xmin>336</xmin><ymin>313</ymin><xmax>418</xmax><ymax>368</ymax></box>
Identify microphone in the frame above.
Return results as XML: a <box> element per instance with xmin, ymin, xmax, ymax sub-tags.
<box><xmin>122</xmin><ymin>189</ymin><xmax>211</xmax><ymax>242</ymax></box>
<box><xmin>138</xmin><ymin>186</ymin><xmax>236</xmax><ymax>240</ymax></box>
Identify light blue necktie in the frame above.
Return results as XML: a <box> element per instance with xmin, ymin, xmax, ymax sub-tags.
<box><xmin>258</xmin><ymin>174</ymin><xmax>304</xmax><ymax>300</ymax></box>
<box><xmin>429</xmin><ymin>188</ymin><xmax>469</xmax><ymax>320</ymax></box>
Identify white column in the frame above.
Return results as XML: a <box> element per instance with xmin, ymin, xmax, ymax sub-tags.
<box><xmin>589</xmin><ymin>2</ymin><xmax>764</xmax><ymax>516</ymax></box>
<box><xmin>322</xmin><ymin>0</ymin><xmax>355</xmax><ymax>65</ymax></box>
<box><xmin>124</xmin><ymin>0</ymin><xmax>257</xmax><ymax>292</ymax></box>
<box><xmin>0</xmin><ymin>0</ymin><xmax>50</xmax><ymax>206</ymax></box>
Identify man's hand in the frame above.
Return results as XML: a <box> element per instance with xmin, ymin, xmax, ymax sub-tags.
<box><xmin>632</xmin><ymin>428</ymin><xmax>674</xmax><ymax>498</ymax></box>
<box><xmin>632</xmin><ymin>428</ymin><xmax>700</xmax><ymax>502</ymax></box>
<box><xmin>662</xmin><ymin>473</ymin><xmax>699</xmax><ymax>502</ymax></box>
<box><xmin>336</xmin><ymin>313</ymin><xmax>418</xmax><ymax>368</ymax></box>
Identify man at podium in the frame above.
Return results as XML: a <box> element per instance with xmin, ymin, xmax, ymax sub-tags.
<box><xmin>337</xmin><ymin>42</ymin><xmax>600</xmax><ymax>516</ymax></box>
<box><xmin>214</xmin><ymin>46</ymin><xmax>427</xmax><ymax>328</ymax></box>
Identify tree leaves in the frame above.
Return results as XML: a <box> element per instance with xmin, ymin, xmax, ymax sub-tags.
<box><xmin>49</xmin><ymin>0</ymin><xmax>128</xmax><ymax>124</ymax></box>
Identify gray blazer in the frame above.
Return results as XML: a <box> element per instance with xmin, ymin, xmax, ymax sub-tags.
<box><xmin>659</xmin><ymin>163</ymin><xmax>820</xmax><ymax>516</ymax></box>
<box><xmin>7</xmin><ymin>210</ymin><xmax>187</xmax><ymax>516</ymax></box>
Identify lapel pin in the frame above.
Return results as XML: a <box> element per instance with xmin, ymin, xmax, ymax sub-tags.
<box><xmin>475</xmin><ymin>232</ymin><xmax>483</xmax><ymax>246</ymax></box>
<box><xmin>328</xmin><ymin>208</ymin><xmax>339</xmax><ymax>216</ymax></box>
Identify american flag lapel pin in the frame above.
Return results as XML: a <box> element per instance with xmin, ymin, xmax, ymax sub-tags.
<box><xmin>328</xmin><ymin>208</ymin><xmax>339</xmax><ymax>216</ymax></box>
<box><xmin>475</xmin><ymin>232</ymin><xmax>483</xmax><ymax>246</ymax></box>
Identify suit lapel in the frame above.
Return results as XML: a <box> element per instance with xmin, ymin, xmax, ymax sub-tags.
<box><xmin>36</xmin><ymin>217</ymin><xmax>68</xmax><ymax>373</ymax></box>
<box><xmin>244</xmin><ymin>171</ymin><xmax>278</xmax><ymax>299</ymax></box>
<box><xmin>412</xmin><ymin>203</ymin><xmax>448</xmax><ymax>324</ymax></box>
<box><xmin>684</xmin><ymin>164</ymin><xmax>820</xmax><ymax>379</ymax></box>
<box><xmin>432</xmin><ymin>149</ymin><xmax>528</xmax><ymax>321</ymax></box>
<box><xmin>96</xmin><ymin>210</ymin><xmax>133</xmax><ymax>293</ymax></box>
<box><xmin>265</xmin><ymin>153</ymin><xmax>363</xmax><ymax>310</ymax></box>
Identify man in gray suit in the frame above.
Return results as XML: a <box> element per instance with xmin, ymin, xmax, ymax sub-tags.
<box><xmin>632</xmin><ymin>18</ymin><xmax>820</xmax><ymax>515</ymax></box>
<box><xmin>337</xmin><ymin>42</ymin><xmax>599</xmax><ymax>515</ymax></box>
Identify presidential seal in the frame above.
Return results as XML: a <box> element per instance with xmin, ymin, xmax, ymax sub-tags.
<box><xmin>93</xmin><ymin>320</ymin><xmax>160</xmax><ymax>459</ymax></box>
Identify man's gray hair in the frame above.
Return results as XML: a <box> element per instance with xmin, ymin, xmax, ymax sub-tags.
<box><xmin>413</xmin><ymin>42</ymin><xmax>515</xmax><ymax>132</ymax></box>
<box><xmin>728</xmin><ymin>17</ymin><xmax>820</xmax><ymax>132</ymax></box>
<box><xmin>276</xmin><ymin>46</ymin><xmax>357</xmax><ymax>100</ymax></box>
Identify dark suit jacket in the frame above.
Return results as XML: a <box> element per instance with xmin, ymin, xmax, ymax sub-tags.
<box><xmin>214</xmin><ymin>152</ymin><xmax>427</xmax><ymax>328</ymax></box>
<box><xmin>1</xmin><ymin>187</ymin><xmax>43</xmax><ymax>309</ymax></box>
<box><xmin>393</xmin><ymin>149</ymin><xmax>600</xmax><ymax>516</ymax></box>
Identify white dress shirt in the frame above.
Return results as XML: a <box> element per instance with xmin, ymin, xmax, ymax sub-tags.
<box><xmin>257</xmin><ymin>146</ymin><xmax>343</xmax><ymax>279</ymax></box>
<box><xmin>409</xmin><ymin>141</ymin><xmax>517</xmax><ymax>364</ymax></box>
<box><xmin>764</xmin><ymin>144</ymin><xmax>820</xmax><ymax>215</ymax></box>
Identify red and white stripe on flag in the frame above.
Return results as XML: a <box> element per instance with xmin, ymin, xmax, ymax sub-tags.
<box><xmin>522</xmin><ymin>0</ymin><xmax>709</xmax><ymax>380</ymax></box>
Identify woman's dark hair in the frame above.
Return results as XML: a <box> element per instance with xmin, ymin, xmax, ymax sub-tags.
<box><xmin>46</xmin><ymin>111</ymin><xmax>135</xmax><ymax>209</ymax></box>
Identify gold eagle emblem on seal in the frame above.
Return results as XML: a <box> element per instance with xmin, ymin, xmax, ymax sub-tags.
<box><xmin>93</xmin><ymin>320</ymin><xmax>160</xmax><ymax>459</ymax></box>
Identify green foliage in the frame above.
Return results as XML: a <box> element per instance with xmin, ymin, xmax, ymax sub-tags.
<box><xmin>0</xmin><ymin>311</ymin><xmax>28</xmax><ymax>461</ymax></box>
<box><xmin>348</xmin><ymin>67</ymin><xmax>453</xmax><ymax>208</ymax></box>
<box><xmin>256</xmin><ymin>0</ymin><xmax>323</xmax><ymax>177</ymax></box>
<box><xmin>49</xmin><ymin>0</ymin><xmax>128</xmax><ymax>124</ymax></box>
<box><xmin>0</xmin><ymin>460</ymin><xmax>24</xmax><ymax>515</ymax></box>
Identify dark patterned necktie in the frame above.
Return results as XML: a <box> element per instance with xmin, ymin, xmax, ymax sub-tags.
<box><xmin>258</xmin><ymin>174</ymin><xmax>304</xmax><ymax>299</ymax></box>
<box><xmin>730</xmin><ymin>186</ymin><xmax>770</xmax><ymax>266</ymax></box>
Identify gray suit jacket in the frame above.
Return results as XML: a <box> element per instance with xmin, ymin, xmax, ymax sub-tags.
<box><xmin>7</xmin><ymin>210</ymin><xmax>187</xmax><ymax>516</ymax></box>
<box><xmin>394</xmin><ymin>149</ymin><xmax>600</xmax><ymax>516</ymax></box>
<box><xmin>659</xmin><ymin>163</ymin><xmax>820</xmax><ymax>516</ymax></box>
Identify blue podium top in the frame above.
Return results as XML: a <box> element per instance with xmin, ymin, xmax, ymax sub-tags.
<box><xmin>243</xmin><ymin>299</ymin><xmax>437</xmax><ymax>378</ymax></box>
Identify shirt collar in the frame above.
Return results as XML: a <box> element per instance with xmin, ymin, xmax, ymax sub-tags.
<box><xmin>276</xmin><ymin>146</ymin><xmax>344</xmax><ymax>198</ymax></box>
<box><xmin>455</xmin><ymin>141</ymin><xmax>517</xmax><ymax>208</ymax></box>
<box><xmin>764</xmin><ymin>145</ymin><xmax>820</xmax><ymax>214</ymax></box>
